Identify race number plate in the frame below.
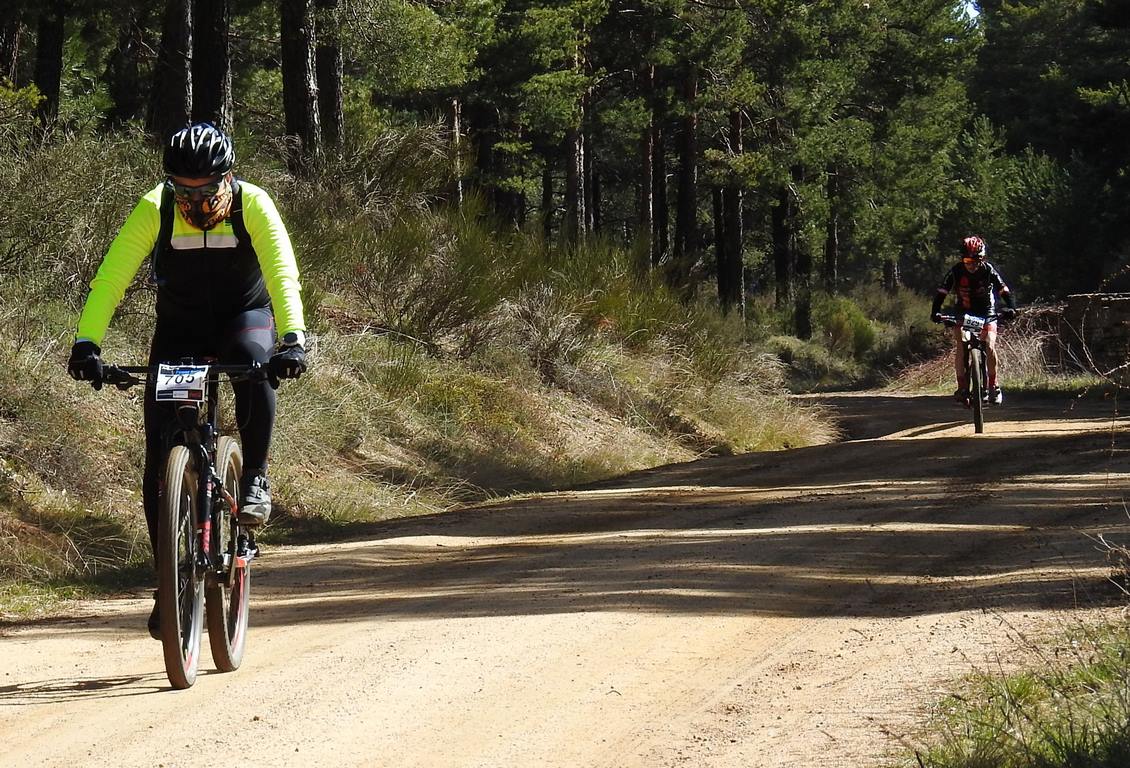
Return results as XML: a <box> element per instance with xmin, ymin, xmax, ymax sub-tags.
<box><xmin>155</xmin><ymin>364</ymin><xmax>210</xmax><ymax>403</ymax></box>
<box><xmin>962</xmin><ymin>315</ymin><xmax>986</xmax><ymax>334</ymax></box>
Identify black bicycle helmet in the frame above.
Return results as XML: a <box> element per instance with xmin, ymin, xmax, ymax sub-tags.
<box><xmin>163</xmin><ymin>123</ymin><xmax>235</xmax><ymax>177</ymax></box>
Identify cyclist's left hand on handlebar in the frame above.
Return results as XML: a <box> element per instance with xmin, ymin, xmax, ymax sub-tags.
<box><xmin>67</xmin><ymin>341</ymin><xmax>104</xmax><ymax>390</ymax></box>
<box><xmin>999</xmin><ymin>307</ymin><xmax>1018</xmax><ymax>322</ymax></box>
<box><xmin>269</xmin><ymin>344</ymin><xmax>306</xmax><ymax>388</ymax></box>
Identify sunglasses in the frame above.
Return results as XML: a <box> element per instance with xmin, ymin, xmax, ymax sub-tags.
<box><xmin>962</xmin><ymin>256</ymin><xmax>983</xmax><ymax>264</ymax></box>
<box><xmin>170</xmin><ymin>177</ymin><xmax>225</xmax><ymax>199</ymax></box>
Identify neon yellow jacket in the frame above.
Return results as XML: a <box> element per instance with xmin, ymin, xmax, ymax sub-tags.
<box><xmin>76</xmin><ymin>181</ymin><xmax>305</xmax><ymax>345</ymax></box>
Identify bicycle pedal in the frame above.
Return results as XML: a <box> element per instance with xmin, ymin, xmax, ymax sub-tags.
<box><xmin>234</xmin><ymin>535</ymin><xmax>259</xmax><ymax>566</ymax></box>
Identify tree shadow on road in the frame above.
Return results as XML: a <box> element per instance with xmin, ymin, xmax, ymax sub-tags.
<box><xmin>0</xmin><ymin>672</ymin><xmax>167</xmax><ymax>705</ymax></box>
<box><xmin>811</xmin><ymin>391</ymin><xmax>1120</xmax><ymax>441</ymax></box>
<box><xmin>40</xmin><ymin>413</ymin><xmax>1128</xmax><ymax>638</ymax></box>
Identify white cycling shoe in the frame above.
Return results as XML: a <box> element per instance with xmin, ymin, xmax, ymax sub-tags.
<box><xmin>238</xmin><ymin>474</ymin><xmax>272</xmax><ymax>526</ymax></box>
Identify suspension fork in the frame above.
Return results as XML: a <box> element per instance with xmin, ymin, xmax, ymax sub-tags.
<box><xmin>194</xmin><ymin>442</ymin><xmax>214</xmax><ymax>568</ymax></box>
<box><xmin>962</xmin><ymin>333</ymin><xmax>974</xmax><ymax>390</ymax></box>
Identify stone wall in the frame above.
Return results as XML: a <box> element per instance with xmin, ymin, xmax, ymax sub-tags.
<box><xmin>1059</xmin><ymin>293</ymin><xmax>1130</xmax><ymax>376</ymax></box>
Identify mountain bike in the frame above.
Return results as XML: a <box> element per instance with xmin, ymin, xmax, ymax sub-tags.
<box><xmin>104</xmin><ymin>360</ymin><xmax>265</xmax><ymax>689</ymax></box>
<box><xmin>939</xmin><ymin>312</ymin><xmax>1000</xmax><ymax>434</ymax></box>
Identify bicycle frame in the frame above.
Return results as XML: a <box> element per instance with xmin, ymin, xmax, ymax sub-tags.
<box><xmin>939</xmin><ymin>312</ymin><xmax>998</xmax><ymax>434</ymax></box>
<box><xmin>104</xmin><ymin>361</ymin><xmax>263</xmax><ymax>687</ymax></box>
<box><xmin>106</xmin><ymin>362</ymin><xmax>260</xmax><ymax>580</ymax></box>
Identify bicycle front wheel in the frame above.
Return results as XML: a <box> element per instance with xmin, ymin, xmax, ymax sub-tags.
<box><xmin>158</xmin><ymin>445</ymin><xmax>204</xmax><ymax>689</ymax></box>
<box><xmin>969</xmin><ymin>347</ymin><xmax>985</xmax><ymax>434</ymax></box>
<box><xmin>206</xmin><ymin>436</ymin><xmax>250</xmax><ymax>672</ymax></box>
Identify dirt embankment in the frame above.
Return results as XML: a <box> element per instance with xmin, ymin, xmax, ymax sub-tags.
<box><xmin>2</xmin><ymin>392</ymin><xmax>1127</xmax><ymax>767</ymax></box>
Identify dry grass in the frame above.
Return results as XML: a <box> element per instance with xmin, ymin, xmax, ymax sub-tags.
<box><xmin>886</xmin><ymin>311</ymin><xmax>1110</xmax><ymax>396</ymax></box>
<box><xmin>903</xmin><ymin>619</ymin><xmax>1130</xmax><ymax>768</ymax></box>
<box><xmin>558</xmin><ymin>340</ymin><xmax>839</xmax><ymax>455</ymax></box>
<box><xmin>0</xmin><ymin>126</ymin><xmax>840</xmax><ymax>614</ymax></box>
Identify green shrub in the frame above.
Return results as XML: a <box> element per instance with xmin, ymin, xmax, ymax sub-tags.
<box><xmin>813</xmin><ymin>293</ymin><xmax>877</xmax><ymax>360</ymax></box>
<box><xmin>0</xmin><ymin>82</ymin><xmax>42</xmax><ymax>126</ymax></box>
<box><xmin>768</xmin><ymin>334</ymin><xmax>865</xmax><ymax>390</ymax></box>
<box><xmin>0</xmin><ymin>126</ymin><xmax>157</xmax><ymax>310</ymax></box>
<box><xmin>908</xmin><ymin>624</ymin><xmax>1130</xmax><ymax>768</ymax></box>
<box><xmin>508</xmin><ymin>283</ymin><xmax>599</xmax><ymax>380</ymax></box>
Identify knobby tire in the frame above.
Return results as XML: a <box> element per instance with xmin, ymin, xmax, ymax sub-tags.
<box><xmin>157</xmin><ymin>445</ymin><xmax>203</xmax><ymax>689</ymax></box>
<box><xmin>206</xmin><ymin>436</ymin><xmax>250</xmax><ymax>672</ymax></box>
<box><xmin>969</xmin><ymin>347</ymin><xmax>985</xmax><ymax>434</ymax></box>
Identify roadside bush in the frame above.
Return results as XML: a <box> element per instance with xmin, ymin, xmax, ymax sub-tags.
<box><xmin>768</xmin><ymin>334</ymin><xmax>865</xmax><ymax>391</ymax></box>
<box><xmin>507</xmin><ymin>284</ymin><xmax>599</xmax><ymax>380</ymax></box>
<box><xmin>256</xmin><ymin>120</ymin><xmax>453</xmax><ymax>234</ymax></box>
<box><xmin>325</xmin><ymin>198</ymin><xmax>532</xmax><ymax>356</ymax></box>
<box><xmin>888</xmin><ymin>303</ymin><xmax>1098</xmax><ymax>393</ymax></box>
<box><xmin>0</xmin><ymin>126</ymin><xmax>155</xmax><ymax>300</ymax></box>
<box><xmin>813</xmin><ymin>293</ymin><xmax>876</xmax><ymax>360</ymax></box>
<box><xmin>908</xmin><ymin>623</ymin><xmax>1130</xmax><ymax>768</ymax></box>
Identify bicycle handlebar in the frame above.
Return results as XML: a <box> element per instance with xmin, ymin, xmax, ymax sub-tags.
<box><xmin>103</xmin><ymin>362</ymin><xmax>268</xmax><ymax>390</ymax></box>
<box><xmin>937</xmin><ymin>311</ymin><xmax>1013</xmax><ymax>329</ymax></box>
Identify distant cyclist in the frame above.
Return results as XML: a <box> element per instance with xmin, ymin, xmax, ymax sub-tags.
<box><xmin>931</xmin><ymin>235</ymin><xmax>1017</xmax><ymax>405</ymax></box>
<box><xmin>66</xmin><ymin>123</ymin><xmax>307</xmax><ymax>635</ymax></box>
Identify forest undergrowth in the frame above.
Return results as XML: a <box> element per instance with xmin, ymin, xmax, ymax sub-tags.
<box><xmin>0</xmin><ymin>120</ymin><xmax>849</xmax><ymax>617</ymax></box>
<box><xmin>0</xmin><ymin>119</ymin><xmax>1119</xmax><ymax>628</ymax></box>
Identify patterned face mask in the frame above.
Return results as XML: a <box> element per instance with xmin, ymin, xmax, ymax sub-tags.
<box><xmin>173</xmin><ymin>176</ymin><xmax>233</xmax><ymax>231</ymax></box>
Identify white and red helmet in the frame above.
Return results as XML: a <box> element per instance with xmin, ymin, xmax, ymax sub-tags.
<box><xmin>962</xmin><ymin>235</ymin><xmax>987</xmax><ymax>260</ymax></box>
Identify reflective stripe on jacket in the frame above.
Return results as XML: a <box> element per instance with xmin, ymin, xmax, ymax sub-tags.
<box><xmin>76</xmin><ymin>180</ymin><xmax>305</xmax><ymax>344</ymax></box>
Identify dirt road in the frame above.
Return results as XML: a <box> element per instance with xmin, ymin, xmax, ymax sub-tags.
<box><xmin>2</xmin><ymin>393</ymin><xmax>1128</xmax><ymax>768</ymax></box>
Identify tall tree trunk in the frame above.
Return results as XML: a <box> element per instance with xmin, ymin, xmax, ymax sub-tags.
<box><xmin>281</xmin><ymin>0</ymin><xmax>321</xmax><ymax>173</ymax></box>
<box><xmin>713</xmin><ymin>186</ymin><xmax>726</xmax><ymax>300</ymax></box>
<box><xmin>883</xmin><ymin>257</ymin><xmax>900</xmax><ymax>293</ymax></box>
<box><xmin>564</xmin><ymin>125</ymin><xmax>585</xmax><ymax>246</ymax></box>
<box><xmin>672</xmin><ymin>66</ymin><xmax>698</xmax><ymax>292</ymax></box>
<box><xmin>792</xmin><ymin>165</ymin><xmax>812</xmax><ymax>339</ymax></box>
<box><xmin>315</xmin><ymin>0</ymin><xmax>343</xmax><ymax>149</ymax></box>
<box><xmin>0</xmin><ymin>16</ymin><xmax>22</xmax><ymax>84</ymax></box>
<box><xmin>718</xmin><ymin>109</ymin><xmax>744</xmax><ymax>317</ymax></box>
<box><xmin>149</xmin><ymin>0</ymin><xmax>192</xmax><ymax>138</ymax></box>
<box><xmin>564</xmin><ymin>40</ymin><xmax>588</xmax><ymax>248</ymax></box>
<box><xmin>637</xmin><ymin>63</ymin><xmax>654</xmax><ymax>274</ymax></box>
<box><xmin>449</xmin><ymin>97</ymin><xmax>464</xmax><ymax>206</ymax></box>
<box><xmin>590</xmin><ymin>166</ymin><xmax>602</xmax><ymax>234</ymax></box>
<box><xmin>772</xmin><ymin>185</ymin><xmax>792</xmax><ymax>308</ymax></box>
<box><xmin>823</xmin><ymin>164</ymin><xmax>840</xmax><ymax>292</ymax></box>
<box><xmin>542</xmin><ymin>162</ymin><xmax>554</xmax><ymax>240</ymax></box>
<box><xmin>467</xmin><ymin>100</ymin><xmax>495</xmax><ymax>203</ymax></box>
<box><xmin>584</xmin><ymin>129</ymin><xmax>596</xmax><ymax>234</ymax></box>
<box><xmin>652</xmin><ymin>124</ymin><xmax>668</xmax><ymax>266</ymax></box>
<box><xmin>716</xmin><ymin>188</ymin><xmax>745</xmax><ymax>316</ymax></box>
<box><xmin>33</xmin><ymin>0</ymin><xmax>64</xmax><ymax>124</ymax></box>
<box><xmin>105</xmin><ymin>11</ymin><xmax>148</xmax><ymax>125</ymax></box>
<box><xmin>192</xmin><ymin>0</ymin><xmax>232</xmax><ymax>130</ymax></box>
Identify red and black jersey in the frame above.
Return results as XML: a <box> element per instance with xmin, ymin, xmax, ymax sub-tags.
<box><xmin>935</xmin><ymin>261</ymin><xmax>1011</xmax><ymax>315</ymax></box>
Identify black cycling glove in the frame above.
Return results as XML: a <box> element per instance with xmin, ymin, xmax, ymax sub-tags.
<box><xmin>67</xmin><ymin>340</ymin><xmax>104</xmax><ymax>390</ymax></box>
<box><xmin>930</xmin><ymin>294</ymin><xmax>944</xmax><ymax>324</ymax></box>
<box><xmin>269</xmin><ymin>343</ymin><xmax>306</xmax><ymax>388</ymax></box>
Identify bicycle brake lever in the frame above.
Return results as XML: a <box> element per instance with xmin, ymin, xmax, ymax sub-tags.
<box><xmin>102</xmin><ymin>366</ymin><xmax>138</xmax><ymax>389</ymax></box>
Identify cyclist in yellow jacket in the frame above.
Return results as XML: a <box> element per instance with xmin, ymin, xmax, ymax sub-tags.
<box><xmin>67</xmin><ymin>123</ymin><xmax>306</xmax><ymax>635</ymax></box>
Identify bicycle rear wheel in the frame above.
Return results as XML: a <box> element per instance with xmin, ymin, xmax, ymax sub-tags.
<box><xmin>206</xmin><ymin>436</ymin><xmax>250</xmax><ymax>672</ymax></box>
<box><xmin>158</xmin><ymin>445</ymin><xmax>204</xmax><ymax>689</ymax></box>
<box><xmin>969</xmin><ymin>347</ymin><xmax>985</xmax><ymax>434</ymax></box>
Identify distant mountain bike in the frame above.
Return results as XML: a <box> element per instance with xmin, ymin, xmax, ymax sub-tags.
<box><xmin>939</xmin><ymin>312</ymin><xmax>1000</xmax><ymax>434</ymax></box>
<box><xmin>104</xmin><ymin>361</ymin><xmax>265</xmax><ymax>689</ymax></box>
